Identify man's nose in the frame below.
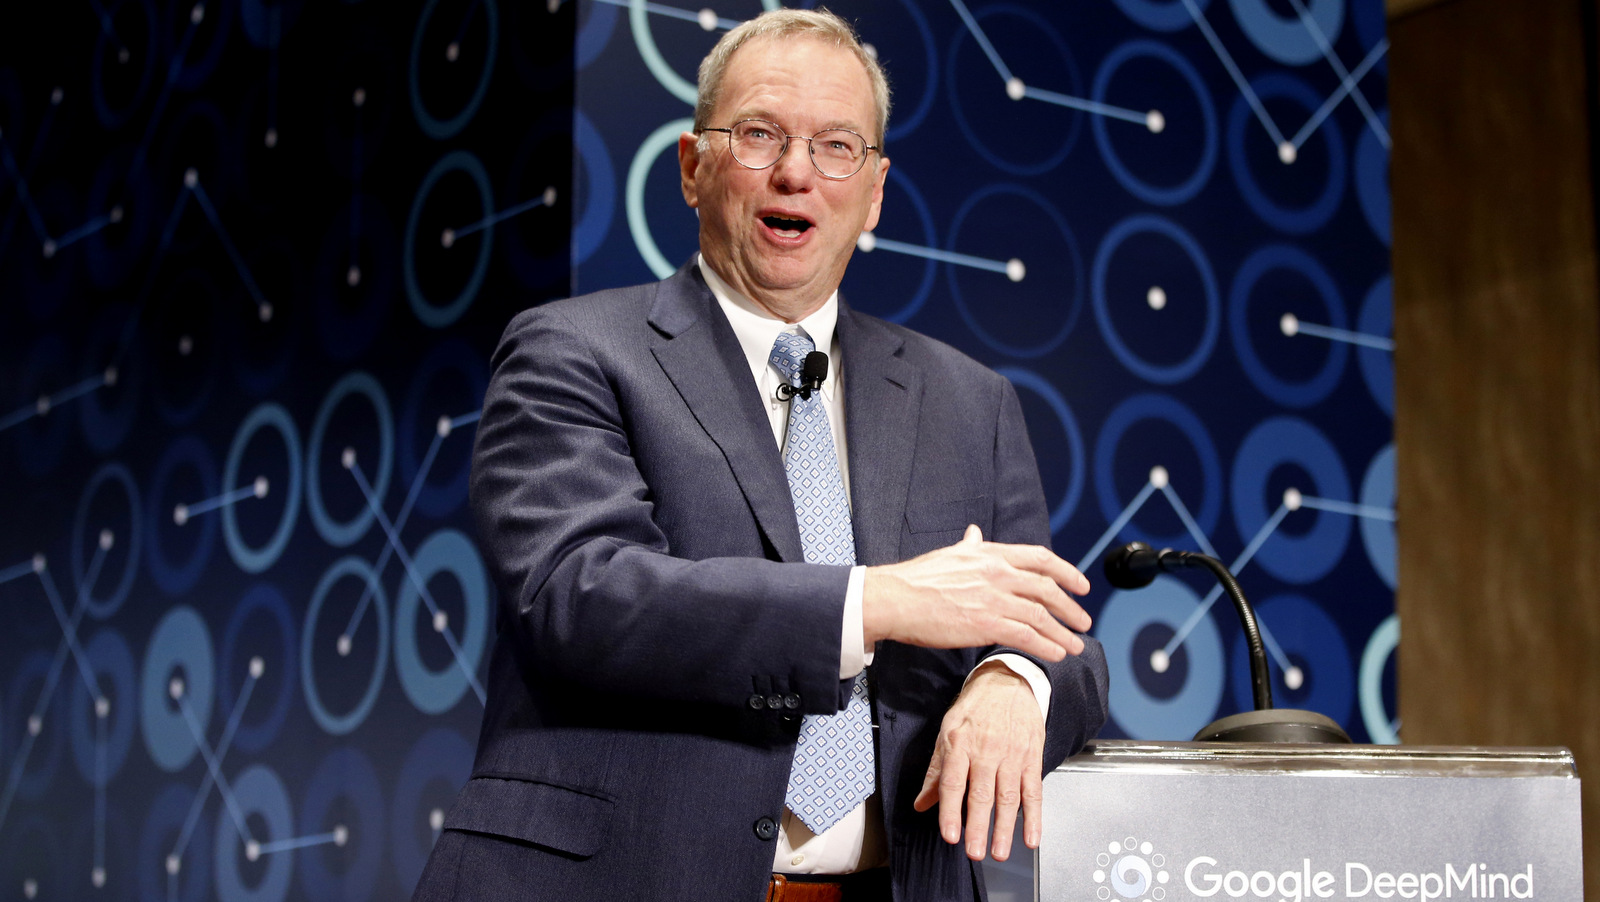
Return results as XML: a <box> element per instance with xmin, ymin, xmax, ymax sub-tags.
<box><xmin>769</xmin><ymin>138</ymin><xmax>816</xmax><ymax>190</ymax></box>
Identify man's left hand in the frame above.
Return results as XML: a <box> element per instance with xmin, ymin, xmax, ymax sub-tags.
<box><xmin>912</xmin><ymin>660</ymin><xmax>1045</xmax><ymax>861</ymax></box>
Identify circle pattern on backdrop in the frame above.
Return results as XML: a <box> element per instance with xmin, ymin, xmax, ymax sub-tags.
<box><xmin>1356</xmin><ymin>110</ymin><xmax>1391</xmax><ymax>246</ymax></box>
<box><xmin>217</xmin><ymin>582</ymin><xmax>297</xmax><ymax>754</ymax></box>
<box><xmin>946</xmin><ymin>183</ymin><xmax>1083</xmax><ymax>358</ymax></box>
<box><xmin>404</xmin><ymin>150</ymin><xmax>494</xmax><ymax>329</ymax></box>
<box><xmin>408</xmin><ymin>0</ymin><xmax>499</xmax><ymax>140</ymax></box>
<box><xmin>297</xmin><ymin>746</ymin><xmax>385</xmax><ymax>902</ymax></box>
<box><xmin>1229</xmin><ymin>0</ymin><xmax>1344</xmax><ymax>66</ymax></box>
<box><xmin>7</xmin><ymin>652</ymin><xmax>65</xmax><ymax>800</ymax></box>
<box><xmin>139</xmin><ymin>605</ymin><xmax>214</xmax><ymax>773</ymax></box>
<box><xmin>306</xmin><ymin>370</ymin><xmax>394</xmax><ymax>548</ymax></box>
<box><xmin>1097</xmin><ymin>576</ymin><xmax>1224</xmax><ymax>739</ymax></box>
<box><xmin>399</xmin><ymin>340</ymin><xmax>489</xmax><ymax>519</ymax></box>
<box><xmin>997</xmin><ymin>368</ymin><xmax>1085</xmax><ymax>534</ymax></box>
<box><xmin>1229</xmin><ymin>593</ymin><xmax>1354</xmax><ymax>724</ymax></box>
<box><xmin>1229</xmin><ymin>416</ymin><xmax>1352</xmax><ymax>584</ymax></box>
<box><xmin>72</xmin><ymin>461</ymin><xmax>143</xmax><ymax>620</ymax></box>
<box><xmin>146</xmin><ymin>434</ymin><xmax>220</xmax><ymax>596</ymax></box>
<box><xmin>628</xmin><ymin>0</ymin><xmax>781</xmax><ymax>105</ymax></box>
<box><xmin>1092</xmin><ymin>213</ymin><xmax>1220</xmax><ymax>384</ymax></box>
<box><xmin>390</xmin><ymin>728</ymin><xmax>473</xmax><ymax>892</ymax></box>
<box><xmin>69</xmin><ymin>628</ymin><xmax>137</xmax><ymax>786</ymax></box>
<box><xmin>1093</xmin><ymin>393</ymin><xmax>1223</xmax><ymax>547</ymax></box>
<box><xmin>302</xmin><ymin>556</ymin><xmax>391</xmax><ymax>736</ymax></box>
<box><xmin>1360</xmin><ymin>614</ymin><xmax>1400</xmax><ymax>744</ymax></box>
<box><xmin>1357</xmin><ymin>274</ymin><xmax>1394</xmax><ymax>416</ymax></box>
<box><xmin>394</xmin><ymin>529</ymin><xmax>489</xmax><ymax>715</ymax></box>
<box><xmin>1228</xmin><ymin>243</ymin><xmax>1349</xmax><ymax>408</ymax></box>
<box><xmin>627</xmin><ymin>118</ymin><xmax>696</xmax><ymax>280</ymax></box>
<box><xmin>1092</xmin><ymin>39</ymin><xmax>1218</xmax><ymax>206</ymax></box>
<box><xmin>573</xmin><ymin>110</ymin><xmax>617</xmax><ymax>266</ymax></box>
<box><xmin>221</xmin><ymin>402</ymin><xmax>304</xmax><ymax>574</ymax></box>
<box><xmin>138</xmin><ymin>782</ymin><xmax>212</xmax><ymax>902</ymax></box>
<box><xmin>212</xmin><ymin>763</ymin><xmax>293</xmax><ymax>902</ymax></box>
<box><xmin>945</xmin><ymin>4</ymin><xmax>1085</xmax><ymax>176</ymax></box>
<box><xmin>1114</xmin><ymin>0</ymin><xmax>1212</xmax><ymax>32</ymax></box>
<box><xmin>1360</xmin><ymin>443</ymin><xmax>1397</xmax><ymax>590</ymax></box>
<box><xmin>1226</xmin><ymin>72</ymin><xmax>1348</xmax><ymax>234</ymax></box>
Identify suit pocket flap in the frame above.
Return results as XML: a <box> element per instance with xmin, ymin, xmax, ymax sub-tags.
<box><xmin>905</xmin><ymin>495</ymin><xmax>990</xmax><ymax>534</ymax></box>
<box><xmin>444</xmin><ymin>776</ymin><xmax>614</xmax><ymax>858</ymax></box>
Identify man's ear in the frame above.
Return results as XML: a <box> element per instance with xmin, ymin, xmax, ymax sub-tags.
<box><xmin>679</xmin><ymin>131</ymin><xmax>701</xmax><ymax>209</ymax></box>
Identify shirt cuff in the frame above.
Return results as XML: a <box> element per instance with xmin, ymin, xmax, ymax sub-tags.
<box><xmin>840</xmin><ymin>566</ymin><xmax>871</xmax><ymax>678</ymax></box>
<box><xmin>968</xmin><ymin>653</ymin><xmax>1051</xmax><ymax>721</ymax></box>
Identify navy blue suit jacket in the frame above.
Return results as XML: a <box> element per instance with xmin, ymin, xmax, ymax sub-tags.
<box><xmin>413</xmin><ymin>264</ymin><xmax>1108</xmax><ymax>901</ymax></box>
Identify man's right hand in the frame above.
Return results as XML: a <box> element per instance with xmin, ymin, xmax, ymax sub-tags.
<box><xmin>861</xmin><ymin>525</ymin><xmax>1092</xmax><ymax>660</ymax></box>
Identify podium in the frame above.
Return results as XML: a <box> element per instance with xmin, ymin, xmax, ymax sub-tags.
<box><xmin>1035</xmin><ymin>741</ymin><xmax>1582</xmax><ymax>901</ymax></box>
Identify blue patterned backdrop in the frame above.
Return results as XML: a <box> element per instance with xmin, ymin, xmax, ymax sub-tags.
<box><xmin>1</xmin><ymin>1</ymin><xmax>1390</xmax><ymax>900</ymax></box>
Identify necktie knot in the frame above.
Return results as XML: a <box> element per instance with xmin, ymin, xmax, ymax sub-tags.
<box><xmin>769</xmin><ymin>331</ymin><xmax>816</xmax><ymax>386</ymax></box>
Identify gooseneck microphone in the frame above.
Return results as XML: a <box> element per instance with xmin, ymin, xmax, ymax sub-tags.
<box><xmin>776</xmin><ymin>351</ymin><xmax>829</xmax><ymax>401</ymax></box>
<box><xmin>1103</xmin><ymin>541</ymin><xmax>1351</xmax><ymax>744</ymax></box>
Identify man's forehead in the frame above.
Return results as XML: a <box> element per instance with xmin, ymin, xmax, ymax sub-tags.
<box><xmin>718</xmin><ymin>34</ymin><xmax>875</xmax><ymax>122</ymax></box>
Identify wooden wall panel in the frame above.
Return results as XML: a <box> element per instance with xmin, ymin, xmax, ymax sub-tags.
<box><xmin>1391</xmin><ymin>0</ymin><xmax>1600</xmax><ymax>892</ymax></box>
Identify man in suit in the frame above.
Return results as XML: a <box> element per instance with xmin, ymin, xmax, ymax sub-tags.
<box><xmin>414</xmin><ymin>9</ymin><xmax>1108</xmax><ymax>901</ymax></box>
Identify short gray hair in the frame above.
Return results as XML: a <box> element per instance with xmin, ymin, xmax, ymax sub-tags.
<box><xmin>694</xmin><ymin>8</ymin><xmax>891</xmax><ymax>146</ymax></box>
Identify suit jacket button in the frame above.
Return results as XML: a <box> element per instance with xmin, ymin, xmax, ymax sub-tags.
<box><xmin>766</xmin><ymin>694</ymin><xmax>783</xmax><ymax>709</ymax></box>
<box><xmin>748</xmin><ymin>694</ymin><xmax>765</xmax><ymax>710</ymax></box>
<box><xmin>783</xmin><ymin>694</ymin><xmax>800</xmax><ymax>709</ymax></box>
<box><xmin>753</xmin><ymin>816</ymin><xmax>779</xmax><ymax>841</ymax></box>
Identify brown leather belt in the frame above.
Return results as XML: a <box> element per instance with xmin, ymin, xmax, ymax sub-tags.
<box><xmin>766</xmin><ymin>874</ymin><xmax>844</xmax><ymax>902</ymax></box>
<box><xmin>765</xmin><ymin>869</ymin><xmax>890</xmax><ymax>902</ymax></box>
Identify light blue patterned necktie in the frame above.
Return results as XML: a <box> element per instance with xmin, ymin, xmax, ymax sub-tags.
<box><xmin>769</xmin><ymin>330</ymin><xmax>875</xmax><ymax>835</ymax></box>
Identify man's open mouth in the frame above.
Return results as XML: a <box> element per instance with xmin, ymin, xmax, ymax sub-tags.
<box><xmin>762</xmin><ymin>215</ymin><xmax>813</xmax><ymax>237</ymax></box>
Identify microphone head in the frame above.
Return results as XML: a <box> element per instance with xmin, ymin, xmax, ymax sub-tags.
<box><xmin>1104</xmin><ymin>541</ymin><xmax>1158</xmax><ymax>590</ymax></box>
<box><xmin>800</xmin><ymin>351</ymin><xmax>829</xmax><ymax>386</ymax></box>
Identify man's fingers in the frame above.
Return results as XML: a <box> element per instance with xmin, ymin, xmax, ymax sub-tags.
<box><xmin>1021</xmin><ymin>759</ymin><xmax>1045</xmax><ymax>850</ymax></box>
<box><xmin>937</xmin><ymin>749</ymin><xmax>970</xmax><ymax>845</ymax></box>
<box><xmin>914</xmin><ymin>747</ymin><xmax>944</xmax><ymax>813</ymax></box>
<box><xmin>987</xmin><ymin>597</ymin><xmax>1083</xmax><ymax>659</ymax></box>
<box><xmin>962</xmin><ymin>523</ymin><xmax>983</xmax><ymax>544</ymax></box>
<box><xmin>991</xmin><ymin>542</ymin><xmax>1092</xmax><ymax>598</ymax></box>
<box><xmin>989</xmin><ymin>760</ymin><xmax>1023</xmax><ymax>862</ymax></box>
<box><xmin>962</xmin><ymin>758</ymin><xmax>996</xmax><ymax>861</ymax></box>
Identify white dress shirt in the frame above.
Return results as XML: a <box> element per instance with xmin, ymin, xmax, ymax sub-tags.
<box><xmin>697</xmin><ymin>257</ymin><xmax>1051</xmax><ymax>874</ymax></box>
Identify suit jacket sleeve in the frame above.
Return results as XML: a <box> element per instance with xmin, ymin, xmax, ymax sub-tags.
<box><xmin>987</xmin><ymin>377</ymin><xmax>1110</xmax><ymax>769</ymax></box>
<box><xmin>470</xmin><ymin>302</ymin><xmax>853</xmax><ymax>717</ymax></box>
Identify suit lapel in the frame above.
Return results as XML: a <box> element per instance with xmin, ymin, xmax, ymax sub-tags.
<box><xmin>838</xmin><ymin>304</ymin><xmax>922</xmax><ymax>567</ymax></box>
<box><xmin>648</xmin><ymin>266</ymin><xmax>806</xmax><ymax>563</ymax></box>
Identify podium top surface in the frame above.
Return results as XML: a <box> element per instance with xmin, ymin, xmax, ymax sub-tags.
<box><xmin>1055</xmin><ymin>739</ymin><xmax>1577</xmax><ymax>779</ymax></box>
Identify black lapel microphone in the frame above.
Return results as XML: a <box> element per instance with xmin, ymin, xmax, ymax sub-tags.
<box><xmin>776</xmin><ymin>351</ymin><xmax>829</xmax><ymax>401</ymax></box>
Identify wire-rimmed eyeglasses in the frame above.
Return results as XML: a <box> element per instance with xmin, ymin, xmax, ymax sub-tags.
<box><xmin>700</xmin><ymin>119</ymin><xmax>880</xmax><ymax>180</ymax></box>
